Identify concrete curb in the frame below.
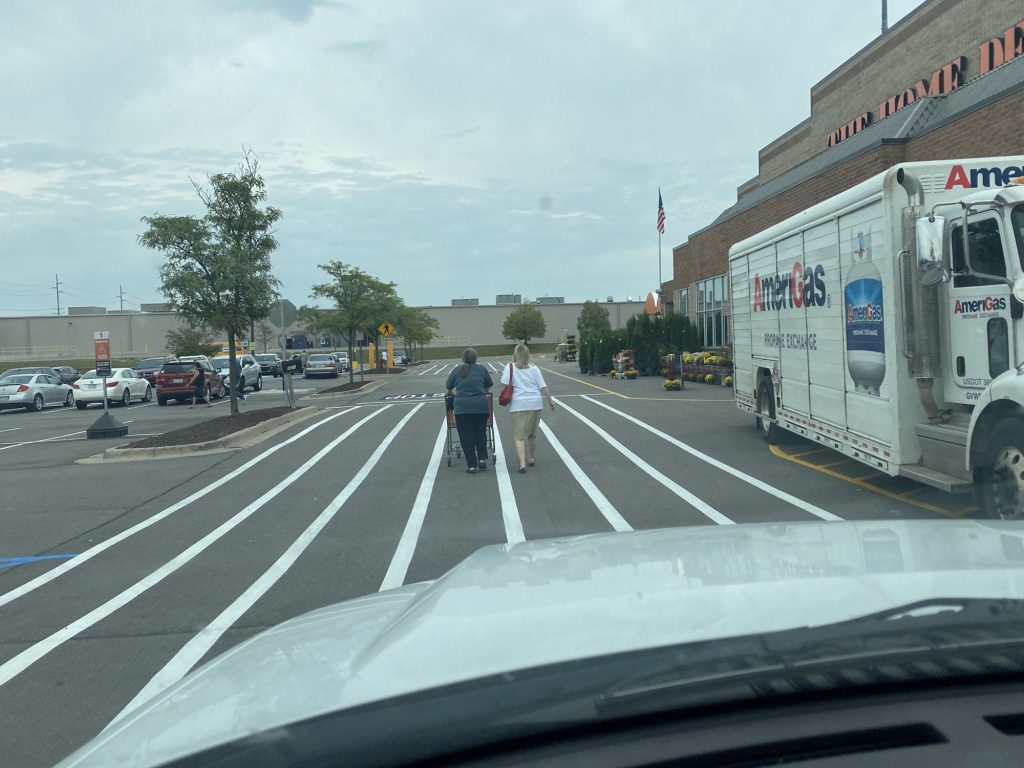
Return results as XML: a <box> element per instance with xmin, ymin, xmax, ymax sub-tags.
<box><xmin>301</xmin><ymin>377</ymin><xmax>389</xmax><ymax>400</ymax></box>
<box><xmin>77</xmin><ymin>406</ymin><xmax>320</xmax><ymax>464</ymax></box>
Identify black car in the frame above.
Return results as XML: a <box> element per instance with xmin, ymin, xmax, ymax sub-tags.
<box><xmin>51</xmin><ymin>366</ymin><xmax>81</xmax><ymax>384</ymax></box>
<box><xmin>255</xmin><ymin>353</ymin><xmax>282</xmax><ymax>377</ymax></box>
<box><xmin>134</xmin><ymin>356</ymin><xmax>177</xmax><ymax>385</ymax></box>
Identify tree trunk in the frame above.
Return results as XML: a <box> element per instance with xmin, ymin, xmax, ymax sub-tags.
<box><xmin>227</xmin><ymin>330</ymin><xmax>239</xmax><ymax>416</ymax></box>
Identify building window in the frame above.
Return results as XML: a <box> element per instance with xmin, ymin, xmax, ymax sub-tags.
<box><xmin>696</xmin><ymin>274</ymin><xmax>728</xmax><ymax>348</ymax></box>
<box><xmin>676</xmin><ymin>287</ymin><xmax>689</xmax><ymax>317</ymax></box>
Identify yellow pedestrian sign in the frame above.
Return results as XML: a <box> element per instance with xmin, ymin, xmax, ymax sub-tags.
<box><xmin>378</xmin><ymin>322</ymin><xmax>394</xmax><ymax>337</ymax></box>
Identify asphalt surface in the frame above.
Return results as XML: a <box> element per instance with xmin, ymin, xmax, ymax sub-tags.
<box><xmin>0</xmin><ymin>358</ymin><xmax>972</xmax><ymax>767</ymax></box>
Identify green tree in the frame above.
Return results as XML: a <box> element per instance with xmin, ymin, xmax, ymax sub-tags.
<box><xmin>502</xmin><ymin>302</ymin><xmax>546</xmax><ymax>345</ymax></box>
<box><xmin>165</xmin><ymin>324</ymin><xmax>220</xmax><ymax>358</ymax></box>
<box><xmin>576</xmin><ymin>301</ymin><xmax>612</xmax><ymax>374</ymax></box>
<box><xmin>395</xmin><ymin>304</ymin><xmax>439</xmax><ymax>361</ymax></box>
<box><xmin>301</xmin><ymin>262</ymin><xmax>400</xmax><ymax>382</ymax></box>
<box><xmin>139</xmin><ymin>151</ymin><xmax>282</xmax><ymax>414</ymax></box>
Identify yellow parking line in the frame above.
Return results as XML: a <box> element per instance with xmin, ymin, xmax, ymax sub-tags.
<box><xmin>819</xmin><ymin>459</ymin><xmax>858</xmax><ymax>469</ymax></box>
<box><xmin>769</xmin><ymin>444</ymin><xmax>961</xmax><ymax>518</ymax></box>
<box><xmin>790</xmin><ymin>448</ymin><xmax>831</xmax><ymax>459</ymax></box>
<box><xmin>895</xmin><ymin>486</ymin><xmax>924</xmax><ymax>498</ymax></box>
<box><xmin>539</xmin><ymin>367</ymin><xmax>628</xmax><ymax>398</ymax></box>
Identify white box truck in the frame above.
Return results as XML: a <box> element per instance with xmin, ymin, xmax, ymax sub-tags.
<box><xmin>729</xmin><ymin>157</ymin><xmax>1024</xmax><ymax>518</ymax></box>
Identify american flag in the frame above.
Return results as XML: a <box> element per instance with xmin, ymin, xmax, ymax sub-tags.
<box><xmin>657</xmin><ymin>189</ymin><xmax>666</xmax><ymax>234</ymax></box>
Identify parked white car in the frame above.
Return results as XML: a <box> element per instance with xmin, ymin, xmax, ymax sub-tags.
<box><xmin>73</xmin><ymin>368</ymin><xmax>153</xmax><ymax>409</ymax></box>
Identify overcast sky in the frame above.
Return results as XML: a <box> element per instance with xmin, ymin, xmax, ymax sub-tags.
<box><xmin>0</xmin><ymin>0</ymin><xmax>922</xmax><ymax>315</ymax></box>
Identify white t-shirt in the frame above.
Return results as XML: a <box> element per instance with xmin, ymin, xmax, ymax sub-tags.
<box><xmin>500</xmin><ymin>364</ymin><xmax>547</xmax><ymax>412</ymax></box>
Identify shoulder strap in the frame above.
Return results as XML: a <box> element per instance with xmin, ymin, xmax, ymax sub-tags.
<box><xmin>508</xmin><ymin>363</ymin><xmax>513</xmax><ymax>382</ymax></box>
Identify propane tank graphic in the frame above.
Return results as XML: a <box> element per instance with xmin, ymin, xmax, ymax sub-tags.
<box><xmin>845</xmin><ymin>230</ymin><xmax>886</xmax><ymax>396</ymax></box>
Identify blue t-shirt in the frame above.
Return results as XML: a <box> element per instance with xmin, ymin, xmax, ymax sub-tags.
<box><xmin>445</xmin><ymin>363</ymin><xmax>493</xmax><ymax>414</ymax></box>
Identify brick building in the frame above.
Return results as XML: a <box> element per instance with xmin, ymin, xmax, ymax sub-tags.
<box><xmin>663</xmin><ymin>0</ymin><xmax>1024</xmax><ymax>350</ymax></box>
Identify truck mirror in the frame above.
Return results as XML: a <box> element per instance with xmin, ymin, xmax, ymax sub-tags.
<box><xmin>1013</xmin><ymin>275</ymin><xmax>1024</xmax><ymax>304</ymax></box>
<box><xmin>916</xmin><ymin>216</ymin><xmax>949</xmax><ymax>285</ymax></box>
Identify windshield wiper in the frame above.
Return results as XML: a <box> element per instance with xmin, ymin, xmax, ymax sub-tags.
<box><xmin>597</xmin><ymin>598</ymin><xmax>1024</xmax><ymax>717</ymax></box>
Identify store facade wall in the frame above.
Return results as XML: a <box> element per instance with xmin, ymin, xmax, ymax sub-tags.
<box><xmin>757</xmin><ymin>0</ymin><xmax>1023</xmax><ymax>185</ymax></box>
<box><xmin>0</xmin><ymin>301</ymin><xmax>648</xmax><ymax>360</ymax></box>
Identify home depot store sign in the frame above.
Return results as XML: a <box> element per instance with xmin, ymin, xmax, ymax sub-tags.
<box><xmin>827</xmin><ymin>19</ymin><xmax>1024</xmax><ymax>148</ymax></box>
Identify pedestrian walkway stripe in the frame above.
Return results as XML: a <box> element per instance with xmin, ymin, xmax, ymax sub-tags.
<box><xmin>115</xmin><ymin>404</ymin><xmax>421</xmax><ymax>721</ymax></box>
<box><xmin>380</xmin><ymin>417</ymin><xmax>449</xmax><ymax>591</ymax></box>
<box><xmin>492</xmin><ymin>420</ymin><xmax>526</xmax><ymax>543</ymax></box>
<box><xmin>0</xmin><ymin>407</ymin><xmax>359</xmax><ymax>610</ymax></box>
<box><xmin>417</xmin><ymin>364</ymin><xmax>439</xmax><ymax>376</ymax></box>
<box><xmin>555</xmin><ymin>398</ymin><xmax>733</xmax><ymax>525</ymax></box>
<box><xmin>581</xmin><ymin>396</ymin><xmax>842</xmax><ymax>523</ymax></box>
<box><xmin>539</xmin><ymin>422</ymin><xmax>632</xmax><ymax>533</ymax></box>
<box><xmin>0</xmin><ymin>406</ymin><xmax>390</xmax><ymax>692</ymax></box>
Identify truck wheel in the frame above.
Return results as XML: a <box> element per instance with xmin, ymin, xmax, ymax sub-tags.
<box><xmin>755</xmin><ymin>379</ymin><xmax>779</xmax><ymax>445</ymax></box>
<box><xmin>975</xmin><ymin>417</ymin><xmax>1024</xmax><ymax>520</ymax></box>
<box><xmin>158</xmin><ymin>396</ymin><xmax>167</xmax><ymax>406</ymax></box>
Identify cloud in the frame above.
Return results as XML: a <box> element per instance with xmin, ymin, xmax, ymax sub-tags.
<box><xmin>324</xmin><ymin>39</ymin><xmax>385</xmax><ymax>56</ymax></box>
<box><xmin>0</xmin><ymin>0</ymin><xmax>926</xmax><ymax>316</ymax></box>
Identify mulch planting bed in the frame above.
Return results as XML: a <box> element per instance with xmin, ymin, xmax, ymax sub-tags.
<box><xmin>318</xmin><ymin>380</ymin><xmax>375</xmax><ymax>394</ymax></box>
<box><xmin>119</xmin><ymin>406</ymin><xmax>297</xmax><ymax>449</ymax></box>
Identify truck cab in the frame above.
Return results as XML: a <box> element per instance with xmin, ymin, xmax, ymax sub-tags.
<box><xmin>922</xmin><ymin>184</ymin><xmax>1024</xmax><ymax>517</ymax></box>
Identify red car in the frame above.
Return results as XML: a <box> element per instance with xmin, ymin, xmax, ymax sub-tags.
<box><xmin>155</xmin><ymin>360</ymin><xmax>225</xmax><ymax>405</ymax></box>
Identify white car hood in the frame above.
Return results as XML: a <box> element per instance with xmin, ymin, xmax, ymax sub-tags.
<box><xmin>60</xmin><ymin>519</ymin><xmax>1024</xmax><ymax>767</ymax></box>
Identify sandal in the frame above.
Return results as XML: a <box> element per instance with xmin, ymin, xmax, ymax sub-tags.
<box><xmin>527</xmin><ymin>458</ymin><xmax>535</xmax><ymax>467</ymax></box>
<box><xmin>518</xmin><ymin>466</ymin><xmax>526</xmax><ymax>474</ymax></box>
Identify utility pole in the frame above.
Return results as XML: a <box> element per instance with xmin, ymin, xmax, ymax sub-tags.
<box><xmin>881</xmin><ymin>0</ymin><xmax>888</xmax><ymax>33</ymax></box>
<box><xmin>54</xmin><ymin>274</ymin><xmax>63</xmax><ymax>316</ymax></box>
<box><xmin>118</xmin><ymin>285</ymin><xmax>126</xmax><ymax>311</ymax></box>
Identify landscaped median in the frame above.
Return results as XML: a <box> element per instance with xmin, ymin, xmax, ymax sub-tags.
<box><xmin>80</xmin><ymin>406</ymin><xmax>320</xmax><ymax>463</ymax></box>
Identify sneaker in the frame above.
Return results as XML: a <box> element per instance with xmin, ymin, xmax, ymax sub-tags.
<box><xmin>478</xmin><ymin>461</ymin><xmax>487</xmax><ymax>471</ymax></box>
<box><xmin>466</xmin><ymin>467</ymin><xmax>477</xmax><ymax>474</ymax></box>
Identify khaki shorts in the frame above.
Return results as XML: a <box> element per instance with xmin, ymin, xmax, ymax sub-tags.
<box><xmin>512</xmin><ymin>409</ymin><xmax>542</xmax><ymax>441</ymax></box>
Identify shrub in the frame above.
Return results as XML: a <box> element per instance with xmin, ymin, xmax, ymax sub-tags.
<box><xmin>704</xmin><ymin>374</ymin><xmax>715</xmax><ymax>384</ymax></box>
<box><xmin>663</xmin><ymin>379</ymin><xmax>682</xmax><ymax>391</ymax></box>
<box><xmin>724</xmin><ymin>375</ymin><xmax>733</xmax><ymax>387</ymax></box>
<box><xmin>624</xmin><ymin>369</ymin><xmax>638</xmax><ymax>379</ymax></box>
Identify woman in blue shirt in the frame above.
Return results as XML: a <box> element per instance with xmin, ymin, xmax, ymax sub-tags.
<box><xmin>445</xmin><ymin>348</ymin><xmax>493</xmax><ymax>474</ymax></box>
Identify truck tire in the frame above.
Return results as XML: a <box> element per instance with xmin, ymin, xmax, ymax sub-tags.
<box><xmin>755</xmin><ymin>379</ymin><xmax>780</xmax><ymax>445</ymax></box>
<box><xmin>975</xmin><ymin>416</ymin><xmax>1024</xmax><ymax>520</ymax></box>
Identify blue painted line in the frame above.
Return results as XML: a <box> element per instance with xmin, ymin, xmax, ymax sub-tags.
<box><xmin>0</xmin><ymin>554</ymin><xmax>77</xmax><ymax>570</ymax></box>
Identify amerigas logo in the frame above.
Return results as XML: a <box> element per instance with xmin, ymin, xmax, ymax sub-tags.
<box><xmin>752</xmin><ymin>262</ymin><xmax>826</xmax><ymax>312</ymax></box>
<box><xmin>945</xmin><ymin>163</ymin><xmax>1024</xmax><ymax>189</ymax></box>
<box><xmin>954</xmin><ymin>296</ymin><xmax>1007</xmax><ymax>313</ymax></box>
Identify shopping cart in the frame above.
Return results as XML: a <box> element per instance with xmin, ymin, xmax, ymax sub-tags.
<box><xmin>445</xmin><ymin>391</ymin><xmax>496</xmax><ymax>467</ymax></box>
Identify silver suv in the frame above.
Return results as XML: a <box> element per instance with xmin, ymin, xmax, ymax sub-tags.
<box><xmin>211</xmin><ymin>354</ymin><xmax>263</xmax><ymax>392</ymax></box>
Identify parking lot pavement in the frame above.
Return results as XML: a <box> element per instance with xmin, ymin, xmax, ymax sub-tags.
<box><xmin>0</xmin><ymin>358</ymin><xmax>973</xmax><ymax>767</ymax></box>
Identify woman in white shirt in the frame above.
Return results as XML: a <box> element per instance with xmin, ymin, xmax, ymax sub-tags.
<box><xmin>500</xmin><ymin>344</ymin><xmax>556</xmax><ymax>473</ymax></box>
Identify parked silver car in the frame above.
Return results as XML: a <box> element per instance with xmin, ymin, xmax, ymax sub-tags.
<box><xmin>304</xmin><ymin>353</ymin><xmax>339</xmax><ymax>378</ymax></box>
<box><xmin>0</xmin><ymin>373</ymin><xmax>74</xmax><ymax>412</ymax></box>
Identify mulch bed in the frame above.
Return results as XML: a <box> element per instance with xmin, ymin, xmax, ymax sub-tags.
<box><xmin>318</xmin><ymin>380</ymin><xmax>373</xmax><ymax>395</ymax></box>
<box><xmin>119</xmin><ymin>406</ymin><xmax>297</xmax><ymax>449</ymax></box>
